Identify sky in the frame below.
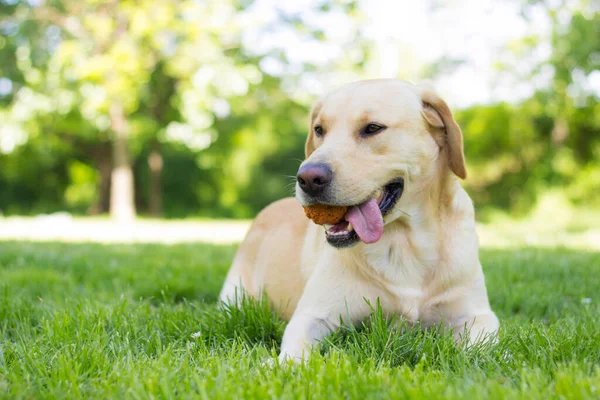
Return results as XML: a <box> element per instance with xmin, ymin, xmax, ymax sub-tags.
<box><xmin>242</xmin><ymin>0</ymin><xmax>557</xmax><ymax>108</ymax></box>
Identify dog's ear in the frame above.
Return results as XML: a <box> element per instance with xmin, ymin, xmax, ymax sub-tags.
<box><xmin>420</xmin><ymin>90</ymin><xmax>467</xmax><ymax>179</ymax></box>
<box><xmin>305</xmin><ymin>100</ymin><xmax>322</xmax><ymax>158</ymax></box>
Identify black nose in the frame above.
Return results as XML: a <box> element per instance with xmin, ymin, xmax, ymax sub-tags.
<box><xmin>297</xmin><ymin>163</ymin><xmax>333</xmax><ymax>197</ymax></box>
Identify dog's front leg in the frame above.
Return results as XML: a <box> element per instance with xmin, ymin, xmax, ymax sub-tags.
<box><xmin>278</xmin><ymin>264</ymin><xmax>372</xmax><ymax>363</ymax></box>
<box><xmin>278</xmin><ymin>311</ymin><xmax>337</xmax><ymax>362</ymax></box>
<box><xmin>453</xmin><ymin>312</ymin><xmax>499</xmax><ymax>345</ymax></box>
<box><xmin>441</xmin><ymin>272</ymin><xmax>500</xmax><ymax>345</ymax></box>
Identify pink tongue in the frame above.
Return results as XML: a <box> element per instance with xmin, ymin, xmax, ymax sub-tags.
<box><xmin>345</xmin><ymin>198</ymin><xmax>383</xmax><ymax>244</ymax></box>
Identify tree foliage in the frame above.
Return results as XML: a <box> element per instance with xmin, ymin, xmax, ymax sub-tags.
<box><xmin>462</xmin><ymin>0</ymin><xmax>600</xmax><ymax>215</ymax></box>
<box><xmin>0</xmin><ymin>0</ymin><xmax>598</xmax><ymax>218</ymax></box>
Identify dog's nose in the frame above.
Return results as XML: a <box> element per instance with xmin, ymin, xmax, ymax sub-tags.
<box><xmin>297</xmin><ymin>163</ymin><xmax>333</xmax><ymax>197</ymax></box>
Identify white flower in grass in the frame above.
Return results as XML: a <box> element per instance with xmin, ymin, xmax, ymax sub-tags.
<box><xmin>581</xmin><ymin>298</ymin><xmax>592</xmax><ymax>305</ymax></box>
<box><xmin>191</xmin><ymin>331</ymin><xmax>202</xmax><ymax>339</ymax></box>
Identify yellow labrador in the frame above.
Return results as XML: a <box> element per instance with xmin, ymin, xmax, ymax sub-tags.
<box><xmin>220</xmin><ymin>79</ymin><xmax>499</xmax><ymax>361</ymax></box>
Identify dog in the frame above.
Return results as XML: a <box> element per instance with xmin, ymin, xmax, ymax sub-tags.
<box><xmin>219</xmin><ymin>79</ymin><xmax>499</xmax><ymax>362</ymax></box>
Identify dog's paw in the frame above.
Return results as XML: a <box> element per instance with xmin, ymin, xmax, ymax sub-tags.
<box><xmin>278</xmin><ymin>352</ymin><xmax>304</xmax><ymax>365</ymax></box>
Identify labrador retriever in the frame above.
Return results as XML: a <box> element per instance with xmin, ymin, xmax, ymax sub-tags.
<box><xmin>219</xmin><ymin>79</ymin><xmax>499</xmax><ymax>362</ymax></box>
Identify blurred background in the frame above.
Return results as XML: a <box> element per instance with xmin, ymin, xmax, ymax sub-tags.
<box><xmin>0</xmin><ymin>0</ymin><xmax>598</xmax><ymax>244</ymax></box>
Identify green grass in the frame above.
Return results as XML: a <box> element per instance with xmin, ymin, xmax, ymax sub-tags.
<box><xmin>1</xmin><ymin>241</ymin><xmax>599</xmax><ymax>399</ymax></box>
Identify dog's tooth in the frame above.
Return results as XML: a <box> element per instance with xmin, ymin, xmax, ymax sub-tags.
<box><xmin>373</xmin><ymin>189</ymin><xmax>382</xmax><ymax>200</ymax></box>
<box><xmin>347</xmin><ymin>222</ymin><xmax>353</xmax><ymax>231</ymax></box>
<box><xmin>324</xmin><ymin>224</ymin><xmax>333</xmax><ymax>229</ymax></box>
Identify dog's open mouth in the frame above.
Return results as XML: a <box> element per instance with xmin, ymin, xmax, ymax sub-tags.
<box><xmin>323</xmin><ymin>178</ymin><xmax>404</xmax><ymax>248</ymax></box>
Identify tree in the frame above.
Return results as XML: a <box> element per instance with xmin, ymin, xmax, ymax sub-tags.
<box><xmin>0</xmin><ymin>0</ymin><xmax>383</xmax><ymax>218</ymax></box>
<box><xmin>1</xmin><ymin>0</ymin><xmax>259</xmax><ymax>219</ymax></box>
<box><xmin>453</xmin><ymin>0</ymin><xmax>600</xmax><ymax>212</ymax></box>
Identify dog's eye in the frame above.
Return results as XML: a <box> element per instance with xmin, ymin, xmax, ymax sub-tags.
<box><xmin>363</xmin><ymin>123</ymin><xmax>385</xmax><ymax>136</ymax></box>
<box><xmin>314</xmin><ymin>125</ymin><xmax>324</xmax><ymax>137</ymax></box>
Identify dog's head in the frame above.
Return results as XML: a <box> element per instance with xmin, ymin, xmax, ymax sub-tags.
<box><xmin>295</xmin><ymin>79</ymin><xmax>466</xmax><ymax>248</ymax></box>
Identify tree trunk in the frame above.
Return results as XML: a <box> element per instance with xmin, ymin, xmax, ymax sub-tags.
<box><xmin>552</xmin><ymin>117</ymin><xmax>569</xmax><ymax>146</ymax></box>
<box><xmin>109</xmin><ymin>103</ymin><xmax>136</xmax><ymax>222</ymax></box>
<box><xmin>98</xmin><ymin>149</ymin><xmax>112</xmax><ymax>213</ymax></box>
<box><xmin>88</xmin><ymin>142</ymin><xmax>112</xmax><ymax>215</ymax></box>
<box><xmin>148</xmin><ymin>140</ymin><xmax>163</xmax><ymax>217</ymax></box>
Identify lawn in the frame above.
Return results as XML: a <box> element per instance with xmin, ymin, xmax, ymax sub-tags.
<box><xmin>1</xmin><ymin>237</ymin><xmax>599</xmax><ymax>398</ymax></box>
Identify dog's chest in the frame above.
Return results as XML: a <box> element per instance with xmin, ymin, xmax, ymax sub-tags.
<box><xmin>362</xmin><ymin>231</ymin><xmax>438</xmax><ymax>321</ymax></box>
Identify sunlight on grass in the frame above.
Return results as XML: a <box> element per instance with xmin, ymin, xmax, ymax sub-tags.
<box><xmin>478</xmin><ymin>192</ymin><xmax>600</xmax><ymax>250</ymax></box>
<box><xmin>0</xmin><ymin>215</ymin><xmax>252</xmax><ymax>244</ymax></box>
<box><xmin>1</xmin><ymin>195</ymin><xmax>599</xmax><ymax>250</ymax></box>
